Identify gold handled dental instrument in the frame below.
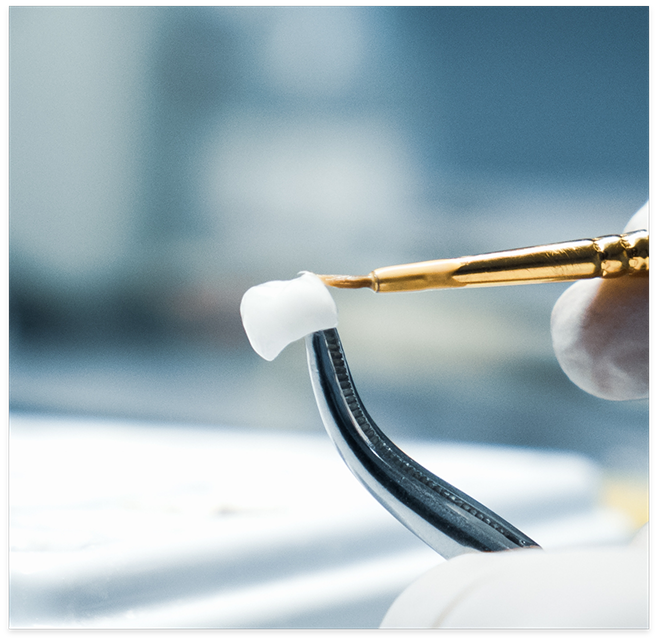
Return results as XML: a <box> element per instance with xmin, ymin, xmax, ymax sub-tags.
<box><xmin>318</xmin><ymin>230</ymin><xmax>648</xmax><ymax>293</ymax></box>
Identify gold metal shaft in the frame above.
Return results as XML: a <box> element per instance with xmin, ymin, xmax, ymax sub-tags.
<box><xmin>318</xmin><ymin>230</ymin><xmax>648</xmax><ymax>293</ymax></box>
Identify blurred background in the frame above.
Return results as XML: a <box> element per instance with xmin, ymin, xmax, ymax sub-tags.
<box><xmin>8</xmin><ymin>6</ymin><xmax>649</xmax><ymax>627</ymax></box>
<box><xmin>10</xmin><ymin>5</ymin><xmax>648</xmax><ymax>468</ymax></box>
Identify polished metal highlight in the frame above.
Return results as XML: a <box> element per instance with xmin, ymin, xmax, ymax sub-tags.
<box><xmin>306</xmin><ymin>328</ymin><xmax>540</xmax><ymax>559</ymax></box>
<box><xmin>319</xmin><ymin>230</ymin><xmax>649</xmax><ymax>293</ymax></box>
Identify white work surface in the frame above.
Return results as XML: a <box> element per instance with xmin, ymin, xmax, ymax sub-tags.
<box><xmin>9</xmin><ymin>412</ymin><xmax>634</xmax><ymax>629</ymax></box>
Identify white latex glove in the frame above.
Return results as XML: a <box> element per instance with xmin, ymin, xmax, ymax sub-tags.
<box><xmin>551</xmin><ymin>202</ymin><xmax>649</xmax><ymax>400</ymax></box>
<box><xmin>382</xmin><ymin>525</ymin><xmax>648</xmax><ymax>628</ymax></box>
<box><xmin>381</xmin><ymin>204</ymin><xmax>650</xmax><ymax>628</ymax></box>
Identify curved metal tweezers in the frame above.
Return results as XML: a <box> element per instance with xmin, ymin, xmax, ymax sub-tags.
<box><xmin>306</xmin><ymin>328</ymin><xmax>540</xmax><ymax>559</ymax></box>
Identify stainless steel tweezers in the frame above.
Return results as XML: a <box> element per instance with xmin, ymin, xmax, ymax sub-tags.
<box><xmin>306</xmin><ymin>328</ymin><xmax>540</xmax><ymax>559</ymax></box>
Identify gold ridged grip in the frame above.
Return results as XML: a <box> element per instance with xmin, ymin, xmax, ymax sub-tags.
<box><xmin>319</xmin><ymin>230</ymin><xmax>648</xmax><ymax>293</ymax></box>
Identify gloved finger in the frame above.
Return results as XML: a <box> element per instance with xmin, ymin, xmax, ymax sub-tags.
<box><xmin>550</xmin><ymin>202</ymin><xmax>648</xmax><ymax>400</ymax></box>
<box><xmin>381</xmin><ymin>526</ymin><xmax>648</xmax><ymax>629</ymax></box>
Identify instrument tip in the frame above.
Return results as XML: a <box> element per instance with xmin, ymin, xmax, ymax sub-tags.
<box><xmin>317</xmin><ymin>274</ymin><xmax>374</xmax><ymax>290</ymax></box>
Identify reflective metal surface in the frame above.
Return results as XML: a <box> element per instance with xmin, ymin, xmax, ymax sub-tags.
<box><xmin>306</xmin><ymin>328</ymin><xmax>540</xmax><ymax>559</ymax></box>
<box><xmin>319</xmin><ymin>230</ymin><xmax>649</xmax><ymax>292</ymax></box>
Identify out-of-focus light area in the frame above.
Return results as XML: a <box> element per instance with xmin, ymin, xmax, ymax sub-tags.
<box><xmin>8</xmin><ymin>6</ymin><xmax>649</xmax><ymax>628</ymax></box>
<box><xmin>10</xmin><ymin>5</ymin><xmax>648</xmax><ymax>467</ymax></box>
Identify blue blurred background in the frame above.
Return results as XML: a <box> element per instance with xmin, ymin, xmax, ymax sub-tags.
<box><xmin>9</xmin><ymin>6</ymin><xmax>649</xmax><ymax>474</ymax></box>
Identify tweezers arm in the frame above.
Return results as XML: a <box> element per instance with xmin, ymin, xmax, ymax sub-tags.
<box><xmin>306</xmin><ymin>328</ymin><xmax>540</xmax><ymax>559</ymax></box>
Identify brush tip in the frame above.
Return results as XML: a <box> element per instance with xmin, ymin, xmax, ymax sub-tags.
<box><xmin>317</xmin><ymin>274</ymin><xmax>374</xmax><ymax>290</ymax></box>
